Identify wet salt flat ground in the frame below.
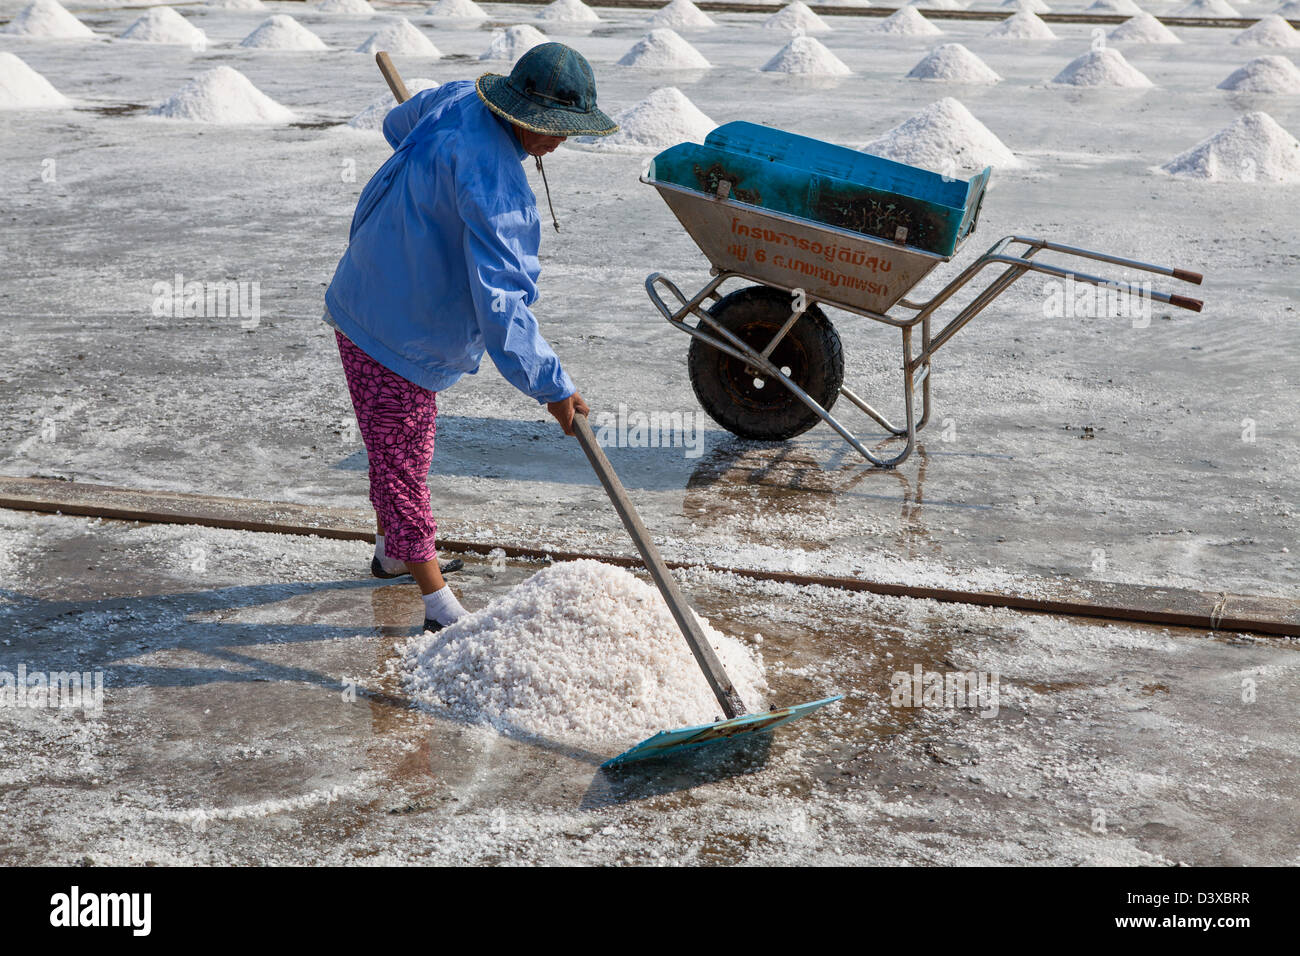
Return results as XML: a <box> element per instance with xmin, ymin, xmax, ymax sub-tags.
<box><xmin>0</xmin><ymin>510</ymin><xmax>1296</xmax><ymax>865</ymax></box>
<box><xmin>0</xmin><ymin>2</ymin><xmax>1296</xmax><ymax>598</ymax></box>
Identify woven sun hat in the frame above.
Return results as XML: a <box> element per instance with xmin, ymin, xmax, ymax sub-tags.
<box><xmin>476</xmin><ymin>42</ymin><xmax>618</xmax><ymax>137</ymax></box>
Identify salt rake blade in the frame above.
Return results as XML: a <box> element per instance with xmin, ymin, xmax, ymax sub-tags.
<box><xmin>602</xmin><ymin>695</ymin><xmax>843</xmax><ymax>769</ymax></box>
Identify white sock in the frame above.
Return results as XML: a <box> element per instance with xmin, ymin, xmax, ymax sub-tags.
<box><xmin>423</xmin><ymin>586</ymin><xmax>467</xmax><ymax>628</ymax></box>
<box><xmin>374</xmin><ymin>535</ymin><xmax>406</xmax><ymax>574</ymax></box>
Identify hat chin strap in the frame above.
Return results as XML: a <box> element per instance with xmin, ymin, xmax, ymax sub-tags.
<box><xmin>535</xmin><ymin>156</ymin><xmax>560</xmax><ymax>233</ymax></box>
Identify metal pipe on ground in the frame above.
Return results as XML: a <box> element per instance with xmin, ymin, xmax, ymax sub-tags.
<box><xmin>1</xmin><ymin>476</ymin><xmax>1295</xmax><ymax>638</ymax></box>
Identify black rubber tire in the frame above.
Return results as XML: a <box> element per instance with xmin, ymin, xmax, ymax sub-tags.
<box><xmin>688</xmin><ymin>286</ymin><xmax>844</xmax><ymax>441</ymax></box>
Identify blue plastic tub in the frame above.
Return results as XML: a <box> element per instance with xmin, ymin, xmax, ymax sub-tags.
<box><xmin>647</xmin><ymin>121</ymin><xmax>992</xmax><ymax>258</ymax></box>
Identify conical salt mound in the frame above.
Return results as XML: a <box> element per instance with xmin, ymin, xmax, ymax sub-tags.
<box><xmin>1052</xmin><ymin>47</ymin><xmax>1153</xmax><ymax>87</ymax></box>
<box><xmin>1175</xmin><ymin>0</ymin><xmax>1240</xmax><ymax>14</ymax></box>
<box><xmin>907</xmin><ymin>43</ymin><xmax>1001</xmax><ymax>84</ymax></box>
<box><xmin>1161</xmin><ymin>112</ymin><xmax>1300</xmax><ymax>182</ymax></box>
<box><xmin>400</xmin><ymin>561</ymin><xmax>767</xmax><ymax>744</ymax></box>
<box><xmin>910</xmin><ymin>0</ymin><xmax>964</xmax><ymax>11</ymax></box>
<box><xmin>761</xmin><ymin>34</ymin><xmax>852</xmax><ymax>74</ymax></box>
<box><xmin>355</xmin><ymin>18</ymin><xmax>440</xmax><ymax>56</ymax></box>
<box><xmin>315</xmin><ymin>0</ymin><xmax>375</xmax><ymax>13</ymax></box>
<box><xmin>120</xmin><ymin>8</ymin><xmax>207</xmax><ymax>46</ymax></box>
<box><xmin>425</xmin><ymin>0</ymin><xmax>487</xmax><ymax>18</ymax></box>
<box><xmin>150</xmin><ymin>66</ymin><xmax>295</xmax><ymax>124</ymax></box>
<box><xmin>574</xmin><ymin>86</ymin><xmax>715</xmax><ymax>151</ymax></box>
<box><xmin>1</xmin><ymin>0</ymin><xmax>95</xmax><ymax>38</ymax></box>
<box><xmin>536</xmin><ymin>0</ymin><xmax>601</xmax><ymax>22</ymax></box>
<box><xmin>619</xmin><ymin>29</ymin><xmax>711</xmax><ymax>69</ymax></box>
<box><xmin>1233</xmin><ymin>15</ymin><xmax>1300</xmax><ymax>47</ymax></box>
<box><xmin>0</xmin><ymin>51</ymin><xmax>69</xmax><ymax>109</ymax></box>
<box><xmin>864</xmin><ymin>97</ymin><xmax>1022</xmax><ymax>171</ymax></box>
<box><xmin>873</xmin><ymin>7</ymin><xmax>943</xmax><ymax>34</ymax></box>
<box><xmin>1108</xmin><ymin>13</ymin><xmax>1182</xmax><ymax>44</ymax></box>
<box><xmin>649</xmin><ymin>0</ymin><xmax>716</xmax><ymax>29</ymax></box>
<box><xmin>1086</xmin><ymin>0</ymin><xmax>1141</xmax><ymax>13</ymax></box>
<box><xmin>1218</xmin><ymin>55</ymin><xmax>1300</xmax><ymax>92</ymax></box>
<box><xmin>986</xmin><ymin>11</ymin><xmax>1057</xmax><ymax>39</ymax></box>
<box><xmin>347</xmin><ymin>77</ymin><xmax>439</xmax><ymax>131</ymax></box>
<box><xmin>1273</xmin><ymin>1</ymin><xmax>1300</xmax><ymax>17</ymax></box>
<box><xmin>1001</xmin><ymin>0</ymin><xmax>1050</xmax><ymax>11</ymax></box>
<box><xmin>480</xmin><ymin>24</ymin><xmax>548</xmax><ymax>60</ymax></box>
<box><xmin>240</xmin><ymin>15</ymin><xmax>328</xmax><ymax>51</ymax></box>
<box><xmin>206</xmin><ymin>0</ymin><xmax>266</xmax><ymax>9</ymax></box>
<box><xmin>763</xmin><ymin>2</ymin><xmax>831</xmax><ymax>34</ymax></box>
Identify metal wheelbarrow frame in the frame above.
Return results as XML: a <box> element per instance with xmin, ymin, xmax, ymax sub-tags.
<box><xmin>644</xmin><ymin>178</ymin><xmax>1205</xmax><ymax>468</ymax></box>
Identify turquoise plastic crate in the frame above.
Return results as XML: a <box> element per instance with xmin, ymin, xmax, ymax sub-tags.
<box><xmin>648</xmin><ymin>121</ymin><xmax>992</xmax><ymax>258</ymax></box>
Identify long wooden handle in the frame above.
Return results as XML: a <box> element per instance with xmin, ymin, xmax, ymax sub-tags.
<box><xmin>375</xmin><ymin>52</ymin><xmax>410</xmax><ymax>104</ymax></box>
<box><xmin>572</xmin><ymin>413</ymin><xmax>747</xmax><ymax>719</ymax></box>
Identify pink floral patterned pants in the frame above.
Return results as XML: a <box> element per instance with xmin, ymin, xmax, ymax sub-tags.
<box><xmin>336</xmin><ymin>331</ymin><xmax>439</xmax><ymax>563</ymax></box>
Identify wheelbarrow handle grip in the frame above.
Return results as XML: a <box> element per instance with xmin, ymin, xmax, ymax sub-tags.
<box><xmin>1172</xmin><ymin>268</ymin><xmax>1203</xmax><ymax>286</ymax></box>
<box><xmin>1169</xmin><ymin>294</ymin><xmax>1204</xmax><ymax>313</ymax></box>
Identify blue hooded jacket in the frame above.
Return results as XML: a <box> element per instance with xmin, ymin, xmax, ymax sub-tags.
<box><xmin>324</xmin><ymin>80</ymin><xmax>575</xmax><ymax>404</ymax></box>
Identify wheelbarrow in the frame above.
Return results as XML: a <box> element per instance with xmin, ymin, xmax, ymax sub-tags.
<box><xmin>642</xmin><ymin>122</ymin><xmax>1205</xmax><ymax>468</ymax></box>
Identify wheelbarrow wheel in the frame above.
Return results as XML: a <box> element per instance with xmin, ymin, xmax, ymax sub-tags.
<box><xmin>688</xmin><ymin>285</ymin><xmax>844</xmax><ymax>441</ymax></box>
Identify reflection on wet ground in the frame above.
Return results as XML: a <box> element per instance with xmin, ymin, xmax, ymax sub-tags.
<box><xmin>682</xmin><ymin>439</ymin><xmax>935</xmax><ymax>558</ymax></box>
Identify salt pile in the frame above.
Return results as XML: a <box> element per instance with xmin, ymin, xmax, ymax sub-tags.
<box><xmin>400</xmin><ymin>561</ymin><xmax>767</xmax><ymax>743</ymax></box>
<box><xmin>150</xmin><ymin>66</ymin><xmax>295</xmax><ymax>124</ymax></box>
<box><xmin>1233</xmin><ymin>15</ymin><xmax>1300</xmax><ymax>47</ymax></box>
<box><xmin>480</xmin><ymin>24</ymin><xmax>549</xmax><ymax>60</ymax></box>
<box><xmin>619</xmin><ymin>29</ymin><xmax>711</xmax><ymax>69</ymax></box>
<box><xmin>240</xmin><ymin>15</ymin><xmax>328</xmax><ymax>51</ymax></box>
<box><xmin>536</xmin><ymin>0</ymin><xmax>602</xmax><ymax>22</ymax></box>
<box><xmin>761</xmin><ymin>34</ymin><xmax>852</xmax><ymax>74</ymax></box>
<box><xmin>425</xmin><ymin>0</ymin><xmax>488</xmax><ymax>18</ymax></box>
<box><xmin>1001</xmin><ymin>0</ymin><xmax>1050</xmax><ymax>11</ymax></box>
<box><xmin>0</xmin><ymin>52</ymin><xmax>69</xmax><ymax>109</ymax></box>
<box><xmin>1160</xmin><ymin>111</ymin><xmax>1300</xmax><ymax>182</ymax></box>
<box><xmin>1086</xmin><ymin>0</ymin><xmax>1141</xmax><ymax>13</ymax></box>
<box><xmin>314</xmin><ymin>0</ymin><xmax>375</xmax><ymax>13</ymax></box>
<box><xmin>872</xmin><ymin>7</ymin><xmax>943</xmax><ymax>35</ymax></box>
<box><xmin>206</xmin><ymin>0</ymin><xmax>266</xmax><ymax>9</ymax></box>
<box><xmin>1218</xmin><ymin>55</ymin><xmax>1300</xmax><ymax>92</ymax></box>
<box><xmin>986</xmin><ymin>11</ymin><xmax>1057</xmax><ymax>39</ymax></box>
<box><xmin>1274</xmin><ymin>1</ymin><xmax>1300</xmax><ymax>17</ymax></box>
<box><xmin>573</xmin><ymin>86</ymin><xmax>715</xmax><ymax>151</ymax></box>
<box><xmin>119</xmin><ymin>8</ymin><xmax>207</xmax><ymax>46</ymax></box>
<box><xmin>1</xmin><ymin>0</ymin><xmax>95</xmax><ymax>39</ymax></box>
<box><xmin>347</xmin><ymin>77</ymin><xmax>439</xmax><ymax>130</ymax></box>
<box><xmin>1052</xmin><ymin>47</ymin><xmax>1153</xmax><ymax>87</ymax></box>
<box><xmin>864</xmin><ymin>97</ymin><xmax>1022</xmax><ymax>171</ymax></box>
<box><xmin>763</xmin><ymin>2</ymin><xmax>831</xmax><ymax>34</ymax></box>
<box><xmin>907</xmin><ymin>43</ymin><xmax>1002</xmax><ymax>84</ymax></box>
<box><xmin>355</xmin><ymin>18</ymin><xmax>440</xmax><ymax>56</ymax></box>
<box><xmin>649</xmin><ymin>0</ymin><xmax>716</xmax><ymax>29</ymax></box>
<box><xmin>1174</xmin><ymin>0</ymin><xmax>1240</xmax><ymax>14</ymax></box>
<box><xmin>910</xmin><ymin>0</ymin><xmax>964</xmax><ymax>11</ymax></box>
<box><xmin>1108</xmin><ymin>13</ymin><xmax>1182</xmax><ymax>44</ymax></box>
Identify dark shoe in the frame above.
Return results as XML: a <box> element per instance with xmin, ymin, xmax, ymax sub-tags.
<box><xmin>422</xmin><ymin>618</ymin><xmax>444</xmax><ymax>634</ymax></box>
<box><xmin>371</xmin><ymin>556</ymin><xmax>406</xmax><ymax>579</ymax></box>
<box><xmin>371</xmin><ymin>556</ymin><xmax>464</xmax><ymax>579</ymax></box>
